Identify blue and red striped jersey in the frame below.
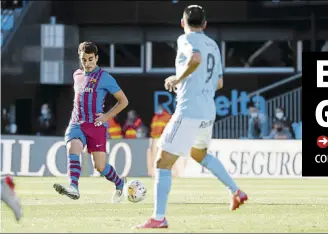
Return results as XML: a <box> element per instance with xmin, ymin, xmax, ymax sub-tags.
<box><xmin>70</xmin><ymin>67</ymin><xmax>121</xmax><ymax>126</ymax></box>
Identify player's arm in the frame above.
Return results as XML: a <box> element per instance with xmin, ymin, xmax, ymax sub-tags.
<box><xmin>176</xmin><ymin>36</ymin><xmax>201</xmax><ymax>82</ymax></box>
<box><xmin>108</xmin><ymin>90</ymin><xmax>129</xmax><ymax>118</ymax></box>
<box><xmin>104</xmin><ymin>74</ymin><xmax>129</xmax><ymax>119</ymax></box>
<box><xmin>216</xmin><ymin>47</ymin><xmax>224</xmax><ymax>91</ymax></box>
<box><xmin>216</xmin><ymin>77</ymin><xmax>223</xmax><ymax>90</ymax></box>
<box><xmin>165</xmin><ymin>36</ymin><xmax>201</xmax><ymax>91</ymax></box>
<box><xmin>176</xmin><ymin>51</ymin><xmax>201</xmax><ymax>82</ymax></box>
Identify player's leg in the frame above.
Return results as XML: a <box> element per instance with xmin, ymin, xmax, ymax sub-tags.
<box><xmin>86</xmin><ymin>125</ymin><xmax>126</xmax><ymax>203</ymax></box>
<box><xmin>53</xmin><ymin>124</ymin><xmax>86</xmax><ymax>200</ymax></box>
<box><xmin>136</xmin><ymin>150</ymin><xmax>178</xmax><ymax>229</ymax></box>
<box><xmin>152</xmin><ymin>149</ymin><xmax>178</xmax><ymax>220</ymax></box>
<box><xmin>190</xmin><ymin>147</ymin><xmax>248</xmax><ymax>210</ymax></box>
<box><xmin>136</xmin><ymin>116</ymin><xmax>197</xmax><ymax>229</ymax></box>
<box><xmin>1</xmin><ymin>176</ymin><xmax>22</xmax><ymax>221</ymax></box>
<box><xmin>91</xmin><ymin>150</ymin><xmax>126</xmax><ymax>203</ymax></box>
<box><xmin>190</xmin><ymin>123</ymin><xmax>248</xmax><ymax>210</ymax></box>
<box><xmin>147</xmin><ymin>138</ymin><xmax>157</xmax><ymax>176</ymax></box>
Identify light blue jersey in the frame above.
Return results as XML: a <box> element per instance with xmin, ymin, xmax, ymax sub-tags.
<box><xmin>174</xmin><ymin>32</ymin><xmax>223</xmax><ymax>120</ymax></box>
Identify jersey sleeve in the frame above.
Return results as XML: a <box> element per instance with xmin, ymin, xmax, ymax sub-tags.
<box><xmin>177</xmin><ymin>34</ymin><xmax>200</xmax><ymax>54</ymax></box>
<box><xmin>73</xmin><ymin>69</ymin><xmax>83</xmax><ymax>80</ymax></box>
<box><xmin>102</xmin><ymin>72</ymin><xmax>121</xmax><ymax>94</ymax></box>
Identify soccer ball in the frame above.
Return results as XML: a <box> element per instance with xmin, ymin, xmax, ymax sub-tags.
<box><xmin>124</xmin><ymin>179</ymin><xmax>147</xmax><ymax>203</ymax></box>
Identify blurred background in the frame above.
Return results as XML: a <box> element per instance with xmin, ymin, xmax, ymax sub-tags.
<box><xmin>1</xmin><ymin>0</ymin><xmax>326</xmax><ymax>178</ymax></box>
<box><xmin>3</xmin><ymin>0</ymin><xmax>324</xmax><ymax>140</ymax></box>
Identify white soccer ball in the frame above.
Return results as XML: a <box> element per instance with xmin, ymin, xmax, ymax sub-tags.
<box><xmin>124</xmin><ymin>179</ymin><xmax>147</xmax><ymax>203</ymax></box>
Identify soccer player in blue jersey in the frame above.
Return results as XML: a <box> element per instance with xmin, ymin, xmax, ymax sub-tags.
<box><xmin>53</xmin><ymin>42</ymin><xmax>129</xmax><ymax>203</ymax></box>
<box><xmin>136</xmin><ymin>5</ymin><xmax>248</xmax><ymax>228</ymax></box>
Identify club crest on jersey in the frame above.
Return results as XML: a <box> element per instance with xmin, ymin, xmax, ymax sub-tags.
<box><xmin>89</xmin><ymin>78</ymin><xmax>97</xmax><ymax>84</ymax></box>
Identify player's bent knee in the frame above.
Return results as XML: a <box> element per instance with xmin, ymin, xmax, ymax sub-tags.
<box><xmin>95</xmin><ymin>164</ymin><xmax>105</xmax><ymax>172</ymax></box>
<box><xmin>190</xmin><ymin>147</ymin><xmax>207</xmax><ymax>163</ymax></box>
<box><xmin>92</xmin><ymin>151</ymin><xmax>107</xmax><ymax>172</ymax></box>
<box><xmin>94</xmin><ymin>160</ymin><xmax>106</xmax><ymax>172</ymax></box>
<box><xmin>67</xmin><ymin>139</ymin><xmax>84</xmax><ymax>155</ymax></box>
<box><xmin>156</xmin><ymin>159</ymin><xmax>167</xmax><ymax>169</ymax></box>
<box><xmin>155</xmin><ymin>150</ymin><xmax>178</xmax><ymax>169</ymax></box>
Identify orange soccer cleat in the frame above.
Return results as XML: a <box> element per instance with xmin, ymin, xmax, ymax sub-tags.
<box><xmin>230</xmin><ymin>189</ymin><xmax>248</xmax><ymax>211</ymax></box>
<box><xmin>135</xmin><ymin>218</ymin><xmax>169</xmax><ymax>229</ymax></box>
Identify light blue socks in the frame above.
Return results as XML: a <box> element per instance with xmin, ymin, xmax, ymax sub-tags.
<box><xmin>200</xmin><ymin>154</ymin><xmax>238</xmax><ymax>194</ymax></box>
<box><xmin>153</xmin><ymin>169</ymin><xmax>172</xmax><ymax>220</ymax></box>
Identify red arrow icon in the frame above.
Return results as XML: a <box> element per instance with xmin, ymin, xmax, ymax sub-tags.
<box><xmin>317</xmin><ymin>135</ymin><xmax>328</xmax><ymax>148</ymax></box>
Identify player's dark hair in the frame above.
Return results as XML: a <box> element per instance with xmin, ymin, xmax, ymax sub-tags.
<box><xmin>183</xmin><ymin>5</ymin><xmax>206</xmax><ymax>28</ymax></box>
<box><xmin>78</xmin><ymin>41</ymin><xmax>98</xmax><ymax>56</ymax></box>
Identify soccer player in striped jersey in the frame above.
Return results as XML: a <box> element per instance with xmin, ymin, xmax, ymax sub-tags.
<box><xmin>53</xmin><ymin>42</ymin><xmax>129</xmax><ymax>203</ymax></box>
<box><xmin>136</xmin><ymin>5</ymin><xmax>247</xmax><ymax>228</ymax></box>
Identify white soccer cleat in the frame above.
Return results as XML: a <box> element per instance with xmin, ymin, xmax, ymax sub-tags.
<box><xmin>111</xmin><ymin>190</ymin><xmax>124</xmax><ymax>203</ymax></box>
<box><xmin>1</xmin><ymin>176</ymin><xmax>23</xmax><ymax>221</ymax></box>
<box><xmin>53</xmin><ymin>183</ymin><xmax>80</xmax><ymax>200</ymax></box>
<box><xmin>111</xmin><ymin>177</ymin><xmax>127</xmax><ymax>203</ymax></box>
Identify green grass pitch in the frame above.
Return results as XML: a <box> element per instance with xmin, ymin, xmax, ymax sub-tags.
<box><xmin>1</xmin><ymin>177</ymin><xmax>328</xmax><ymax>233</ymax></box>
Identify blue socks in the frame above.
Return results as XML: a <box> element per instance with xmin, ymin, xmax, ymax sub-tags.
<box><xmin>200</xmin><ymin>154</ymin><xmax>238</xmax><ymax>194</ymax></box>
<box><xmin>153</xmin><ymin>169</ymin><xmax>172</xmax><ymax>221</ymax></box>
<box><xmin>68</xmin><ymin>155</ymin><xmax>123</xmax><ymax>191</ymax></box>
<box><xmin>151</xmin><ymin>154</ymin><xmax>237</xmax><ymax>220</ymax></box>
<box><xmin>100</xmin><ymin>164</ymin><xmax>123</xmax><ymax>189</ymax></box>
<box><xmin>68</xmin><ymin>154</ymin><xmax>81</xmax><ymax>190</ymax></box>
